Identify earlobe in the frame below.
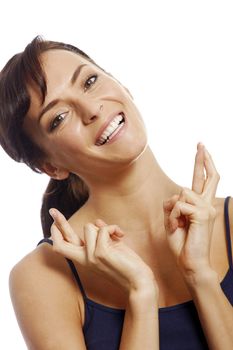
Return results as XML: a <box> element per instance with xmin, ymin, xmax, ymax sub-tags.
<box><xmin>40</xmin><ymin>162</ymin><xmax>69</xmax><ymax>180</ymax></box>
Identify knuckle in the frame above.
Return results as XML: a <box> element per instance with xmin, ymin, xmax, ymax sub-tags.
<box><xmin>172</xmin><ymin>194</ymin><xmax>179</xmax><ymax>200</ymax></box>
<box><xmin>209</xmin><ymin>206</ymin><xmax>217</xmax><ymax>219</ymax></box>
<box><xmin>87</xmin><ymin>256</ymin><xmax>96</xmax><ymax>266</ymax></box>
<box><xmin>180</xmin><ymin>188</ymin><xmax>186</xmax><ymax>196</ymax></box>
<box><xmin>199</xmin><ymin>206</ymin><xmax>216</xmax><ymax>221</ymax></box>
<box><xmin>181</xmin><ymin>187</ymin><xmax>189</xmax><ymax>197</ymax></box>
<box><xmin>111</xmin><ymin>224</ymin><xmax>121</xmax><ymax>233</ymax></box>
<box><xmin>98</xmin><ymin>226</ymin><xmax>105</xmax><ymax>233</ymax></box>
<box><xmin>174</xmin><ymin>200</ymin><xmax>182</xmax><ymax>209</ymax></box>
<box><xmin>84</xmin><ymin>223</ymin><xmax>94</xmax><ymax>231</ymax></box>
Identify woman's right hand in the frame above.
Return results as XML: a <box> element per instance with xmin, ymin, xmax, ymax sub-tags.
<box><xmin>49</xmin><ymin>209</ymin><xmax>157</xmax><ymax>294</ymax></box>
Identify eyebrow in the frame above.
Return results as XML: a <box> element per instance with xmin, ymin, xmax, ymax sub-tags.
<box><xmin>38</xmin><ymin>63</ymin><xmax>87</xmax><ymax>123</ymax></box>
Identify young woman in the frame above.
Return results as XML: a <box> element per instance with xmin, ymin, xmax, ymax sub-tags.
<box><xmin>0</xmin><ymin>36</ymin><xmax>232</xmax><ymax>349</ymax></box>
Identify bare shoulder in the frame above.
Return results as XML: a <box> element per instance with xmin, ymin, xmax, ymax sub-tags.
<box><xmin>9</xmin><ymin>242</ymin><xmax>86</xmax><ymax>349</ymax></box>
<box><xmin>10</xmin><ymin>240</ymin><xmax>80</xmax><ymax>290</ymax></box>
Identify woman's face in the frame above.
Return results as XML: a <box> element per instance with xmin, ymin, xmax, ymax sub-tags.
<box><xmin>24</xmin><ymin>49</ymin><xmax>148</xmax><ymax>181</ymax></box>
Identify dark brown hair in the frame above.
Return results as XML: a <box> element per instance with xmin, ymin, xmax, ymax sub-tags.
<box><xmin>0</xmin><ymin>36</ymin><xmax>104</xmax><ymax>237</ymax></box>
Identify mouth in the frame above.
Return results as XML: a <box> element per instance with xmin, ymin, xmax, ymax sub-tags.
<box><xmin>95</xmin><ymin>112</ymin><xmax>125</xmax><ymax>146</ymax></box>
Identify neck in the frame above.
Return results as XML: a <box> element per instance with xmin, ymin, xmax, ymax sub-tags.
<box><xmin>76</xmin><ymin>147</ymin><xmax>182</xmax><ymax>236</ymax></box>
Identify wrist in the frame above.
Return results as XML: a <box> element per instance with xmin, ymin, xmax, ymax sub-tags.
<box><xmin>128</xmin><ymin>284</ymin><xmax>159</xmax><ymax>315</ymax></box>
<box><xmin>129</xmin><ymin>270</ymin><xmax>158</xmax><ymax>292</ymax></box>
<box><xmin>129</xmin><ymin>278</ymin><xmax>159</xmax><ymax>301</ymax></box>
<box><xmin>183</xmin><ymin>266</ymin><xmax>219</xmax><ymax>293</ymax></box>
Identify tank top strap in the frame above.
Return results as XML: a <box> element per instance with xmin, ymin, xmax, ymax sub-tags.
<box><xmin>224</xmin><ymin>196</ymin><xmax>233</xmax><ymax>269</ymax></box>
<box><xmin>37</xmin><ymin>238</ymin><xmax>87</xmax><ymax>299</ymax></box>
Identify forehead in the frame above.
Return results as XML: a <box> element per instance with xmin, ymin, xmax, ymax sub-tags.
<box><xmin>40</xmin><ymin>49</ymin><xmax>93</xmax><ymax>83</ymax></box>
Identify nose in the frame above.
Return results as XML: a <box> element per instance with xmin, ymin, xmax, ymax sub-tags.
<box><xmin>78</xmin><ymin>99</ymin><xmax>103</xmax><ymax>125</ymax></box>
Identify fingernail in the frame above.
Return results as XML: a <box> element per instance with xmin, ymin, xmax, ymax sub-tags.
<box><xmin>197</xmin><ymin>142</ymin><xmax>205</xmax><ymax>149</ymax></box>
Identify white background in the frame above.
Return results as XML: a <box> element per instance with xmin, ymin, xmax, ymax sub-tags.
<box><xmin>1</xmin><ymin>1</ymin><xmax>233</xmax><ymax>348</ymax></box>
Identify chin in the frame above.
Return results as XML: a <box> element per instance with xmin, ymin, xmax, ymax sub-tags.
<box><xmin>131</xmin><ymin>140</ymin><xmax>148</xmax><ymax>162</ymax></box>
<box><xmin>117</xmin><ymin>134</ymin><xmax>148</xmax><ymax>164</ymax></box>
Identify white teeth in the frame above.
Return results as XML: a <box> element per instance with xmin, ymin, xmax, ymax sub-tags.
<box><xmin>96</xmin><ymin>114</ymin><xmax>124</xmax><ymax>146</ymax></box>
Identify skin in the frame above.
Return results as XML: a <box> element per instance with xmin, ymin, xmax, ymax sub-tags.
<box><xmin>10</xmin><ymin>49</ymin><xmax>233</xmax><ymax>349</ymax></box>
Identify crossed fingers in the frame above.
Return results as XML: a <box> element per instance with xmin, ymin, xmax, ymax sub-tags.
<box><xmin>163</xmin><ymin>143</ymin><xmax>220</xmax><ymax>233</ymax></box>
<box><xmin>49</xmin><ymin>208</ymin><xmax>125</xmax><ymax>264</ymax></box>
<box><xmin>192</xmin><ymin>142</ymin><xmax>220</xmax><ymax>201</ymax></box>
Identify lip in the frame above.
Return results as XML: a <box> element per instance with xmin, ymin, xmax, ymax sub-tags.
<box><xmin>95</xmin><ymin>111</ymin><xmax>125</xmax><ymax>145</ymax></box>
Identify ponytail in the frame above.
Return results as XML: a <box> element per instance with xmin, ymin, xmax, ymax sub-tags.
<box><xmin>40</xmin><ymin>173</ymin><xmax>89</xmax><ymax>238</ymax></box>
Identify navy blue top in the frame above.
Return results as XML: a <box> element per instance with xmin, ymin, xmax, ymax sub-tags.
<box><xmin>38</xmin><ymin>196</ymin><xmax>233</xmax><ymax>349</ymax></box>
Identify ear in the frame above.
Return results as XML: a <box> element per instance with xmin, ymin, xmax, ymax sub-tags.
<box><xmin>40</xmin><ymin>161</ymin><xmax>70</xmax><ymax>180</ymax></box>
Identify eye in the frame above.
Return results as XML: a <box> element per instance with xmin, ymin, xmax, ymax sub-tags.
<box><xmin>49</xmin><ymin>112</ymin><xmax>67</xmax><ymax>132</ymax></box>
<box><xmin>84</xmin><ymin>74</ymin><xmax>98</xmax><ymax>91</ymax></box>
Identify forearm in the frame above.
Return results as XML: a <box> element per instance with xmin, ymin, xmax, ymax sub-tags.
<box><xmin>186</xmin><ymin>269</ymin><xmax>233</xmax><ymax>350</ymax></box>
<box><xmin>119</xmin><ymin>283</ymin><xmax>159</xmax><ymax>350</ymax></box>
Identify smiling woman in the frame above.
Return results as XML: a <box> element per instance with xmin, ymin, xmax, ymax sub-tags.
<box><xmin>1</xmin><ymin>36</ymin><xmax>233</xmax><ymax>350</ymax></box>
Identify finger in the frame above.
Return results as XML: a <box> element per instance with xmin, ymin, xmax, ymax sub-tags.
<box><xmin>105</xmin><ymin>225</ymin><xmax>125</xmax><ymax>237</ymax></box>
<box><xmin>95</xmin><ymin>219</ymin><xmax>125</xmax><ymax>237</ymax></box>
<box><xmin>95</xmin><ymin>218</ymin><xmax>108</xmax><ymax>228</ymax></box>
<box><xmin>178</xmin><ymin>187</ymin><xmax>201</xmax><ymax>206</ymax></box>
<box><xmin>96</xmin><ymin>225</ymin><xmax>124</xmax><ymax>247</ymax></box>
<box><xmin>163</xmin><ymin>195</ymin><xmax>179</xmax><ymax>230</ymax></box>
<box><xmin>164</xmin><ymin>208</ymin><xmax>186</xmax><ymax>234</ymax></box>
<box><xmin>202</xmin><ymin>148</ymin><xmax>220</xmax><ymax>201</ymax></box>
<box><xmin>50</xmin><ymin>222</ymin><xmax>64</xmax><ymax>243</ymax></box>
<box><xmin>169</xmin><ymin>201</ymin><xmax>194</xmax><ymax>233</ymax></box>
<box><xmin>49</xmin><ymin>208</ymin><xmax>82</xmax><ymax>245</ymax></box>
<box><xmin>51</xmin><ymin>223</ymin><xmax>86</xmax><ymax>264</ymax></box>
<box><xmin>94</xmin><ymin>219</ymin><xmax>124</xmax><ymax>240</ymax></box>
<box><xmin>163</xmin><ymin>195</ymin><xmax>180</xmax><ymax>212</ymax></box>
<box><xmin>83</xmin><ymin>223</ymin><xmax>98</xmax><ymax>261</ymax></box>
<box><xmin>192</xmin><ymin>142</ymin><xmax>206</xmax><ymax>194</ymax></box>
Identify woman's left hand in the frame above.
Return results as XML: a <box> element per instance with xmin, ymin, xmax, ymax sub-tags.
<box><xmin>163</xmin><ymin>143</ymin><xmax>220</xmax><ymax>281</ymax></box>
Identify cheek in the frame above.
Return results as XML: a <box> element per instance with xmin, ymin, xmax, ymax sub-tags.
<box><xmin>54</xmin><ymin>135</ymin><xmax>84</xmax><ymax>156</ymax></box>
<box><xmin>40</xmin><ymin>132</ymin><xmax>83</xmax><ymax>164</ymax></box>
<box><xmin>54</xmin><ymin>117</ymin><xmax>84</xmax><ymax>148</ymax></box>
<box><xmin>101</xmin><ymin>77</ymin><xmax>130</xmax><ymax>101</ymax></box>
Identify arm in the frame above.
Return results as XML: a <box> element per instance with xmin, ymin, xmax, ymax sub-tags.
<box><xmin>49</xmin><ymin>214</ymin><xmax>160</xmax><ymax>349</ymax></box>
<box><xmin>119</xmin><ymin>281</ymin><xmax>159</xmax><ymax>350</ymax></box>
<box><xmin>163</xmin><ymin>143</ymin><xmax>233</xmax><ymax>349</ymax></box>
<box><xmin>187</xmin><ymin>269</ymin><xmax>233</xmax><ymax>350</ymax></box>
<box><xmin>9</xmin><ymin>244</ymin><xmax>87</xmax><ymax>350</ymax></box>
